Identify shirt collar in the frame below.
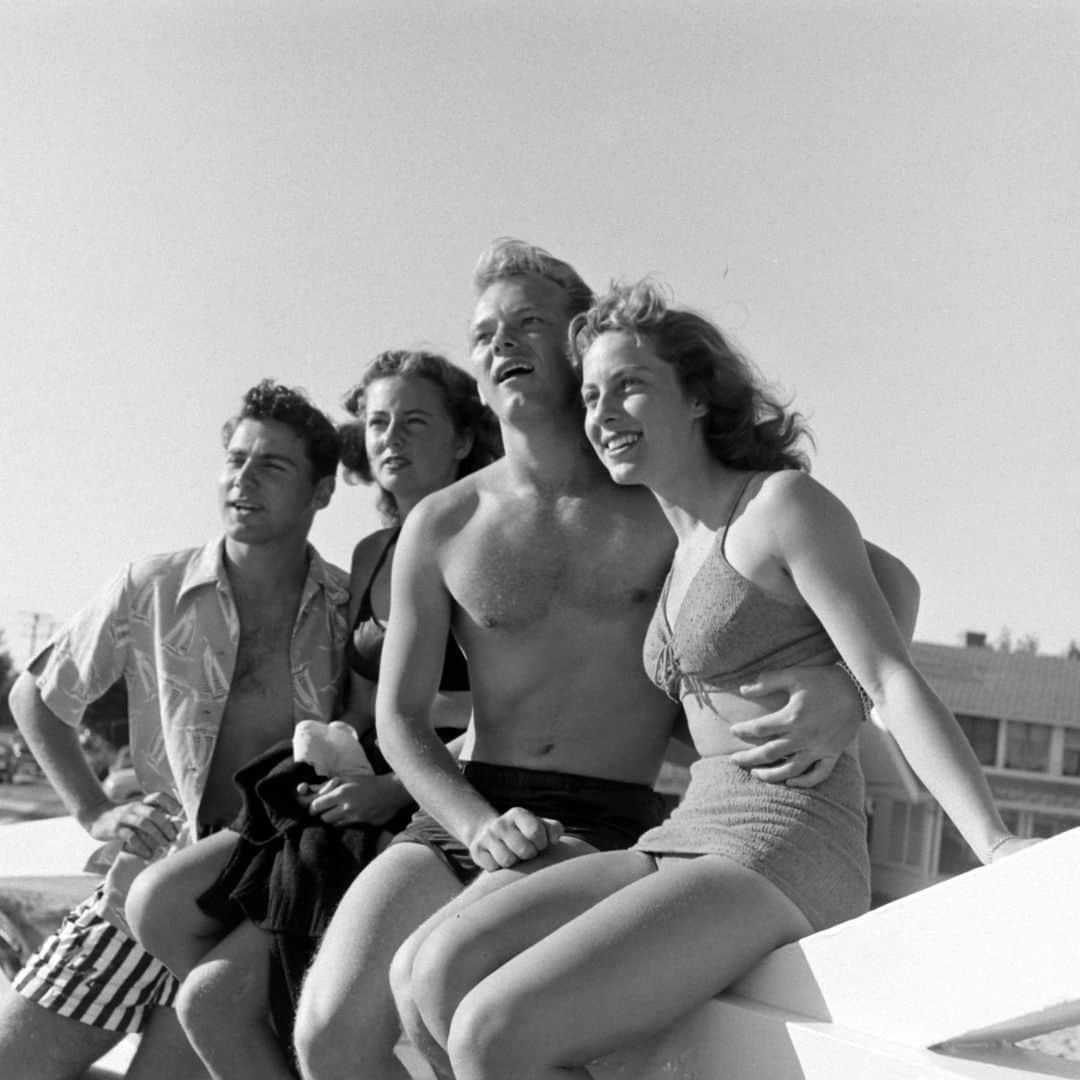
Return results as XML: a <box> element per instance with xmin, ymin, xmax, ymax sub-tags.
<box><xmin>303</xmin><ymin>544</ymin><xmax>349</xmax><ymax>607</ymax></box>
<box><xmin>177</xmin><ymin>538</ymin><xmax>347</xmax><ymax>606</ymax></box>
<box><xmin>177</xmin><ymin>539</ymin><xmax>229</xmax><ymax>600</ymax></box>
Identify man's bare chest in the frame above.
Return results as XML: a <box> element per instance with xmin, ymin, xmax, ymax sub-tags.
<box><xmin>227</xmin><ymin>590</ymin><xmax>300</xmax><ymax>702</ymax></box>
<box><xmin>447</xmin><ymin>517</ymin><xmax>664</xmax><ymax>631</ymax></box>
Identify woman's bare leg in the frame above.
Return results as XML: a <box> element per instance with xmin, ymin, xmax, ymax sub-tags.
<box><xmin>393</xmin><ymin>840</ymin><xmax>635</xmax><ymax>1079</ymax></box>
<box><xmin>398</xmin><ymin>847</ymin><xmax>653</xmax><ymax>1075</ymax></box>
<box><xmin>446</xmin><ymin>854</ymin><xmax>812</xmax><ymax>1080</ymax></box>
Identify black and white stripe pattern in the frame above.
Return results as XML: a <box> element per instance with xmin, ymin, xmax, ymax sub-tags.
<box><xmin>12</xmin><ymin>885</ymin><xmax>178</xmax><ymax>1033</ymax></box>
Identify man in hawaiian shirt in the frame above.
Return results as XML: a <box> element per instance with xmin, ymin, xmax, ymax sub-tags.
<box><xmin>0</xmin><ymin>380</ymin><xmax>350</xmax><ymax>1080</ymax></box>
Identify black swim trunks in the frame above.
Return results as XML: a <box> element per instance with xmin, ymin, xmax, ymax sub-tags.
<box><xmin>390</xmin><ymin>760</ymin><xmax>666</xmax><ymax>884</ymax></box>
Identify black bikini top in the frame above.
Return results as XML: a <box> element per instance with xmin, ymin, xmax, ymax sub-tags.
<box><xmin>345</xmin><ymin>529</ymin><xmax>470</xmax><ymax>693</ymax></box>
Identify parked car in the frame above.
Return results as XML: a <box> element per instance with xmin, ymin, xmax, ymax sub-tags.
<box><xmin>0</xmin><ymin>733</ymin><xmax>44</xmax><ymax>784</ymax></box>
<box><xmin>0</xmin><ymin>740</ymin><xmax>15</xmax><ymax>784</ymax></box>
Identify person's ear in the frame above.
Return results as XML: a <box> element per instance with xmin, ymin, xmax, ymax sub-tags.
<box><xmin>454</xmin><ymin>431</ymin><xmax>475</xmax><ymax>462</ymax></box>
<box><xmin>312</xmin><ymin>475</ymin><xmax>335</xmax><ymax>510</ymax></box>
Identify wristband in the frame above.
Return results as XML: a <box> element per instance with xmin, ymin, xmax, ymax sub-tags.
<box><xmin>835</xmin><ymin>659</ymin><xmax>874</xmax><ymax>723</ymax></box>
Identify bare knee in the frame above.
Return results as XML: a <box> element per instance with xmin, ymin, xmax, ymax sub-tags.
<box><xmin>174</xmin><ymin>965</ymin><xmax>222</xmax><ymax>1047</ymax></box>
<box><xmin>174</xmin><ymin>957</ymin><xmax>265</xmax><ymax>1053</ymax></box>
<box><xmin>405</xmin><ymin>930</ymin><xmax>472</xmax><ymax>1045</ymax></box>
<box><xmin>447</xmin><ymin>987</ymin><xmax>529</xmax><ymax>1080</ymax></box>
<box><xmin>387</xmin><ymin>931</ymin><xmax>421</xmax><ymax>1025</ymax></box>
<box><xmin>293</xmin><ymin>975</ymin><xmax>379</xmax><ymax>1080</ymax></box>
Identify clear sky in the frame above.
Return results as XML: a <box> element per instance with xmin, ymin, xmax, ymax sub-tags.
<box><xmin>1</xmin><ymin>1</ymin><xmax>1077</xmax><ymax>666</ymax></box>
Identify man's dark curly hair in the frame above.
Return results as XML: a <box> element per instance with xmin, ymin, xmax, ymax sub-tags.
<box><xmin>339</xmin><ymin>350</ymin><xmax>502</xmax><ymax>525</ymax></box>
<box><xmin>222</xmin><ymin>379</ymin><xmax>341</xmax><ymax>482</ymax></box>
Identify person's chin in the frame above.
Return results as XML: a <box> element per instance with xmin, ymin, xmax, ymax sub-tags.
<box><xmin>224</xmin><ymin>520</ymin><xmax>266</xmax><ymax>544</ymax></box>
<box><xmin>605</xmin><ymin>459</ymin><xmax>642</xmax><ymax>485</ymax></box>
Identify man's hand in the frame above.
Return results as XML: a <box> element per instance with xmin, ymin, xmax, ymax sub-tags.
<box><xmin>466</xmin><ymin>807</ymin><xmax>565</xmax><ymax>871</ymax></box>
<box><xmin>729</xmin><ymin>665</ymin><xmax>863</xmax><ymax>788</ymax></box>
<box><xmin>297</xmin><ymin>773</ymin><xmax>409</xmax><ymax>827</ymax></box>
<box><xmin>85</xmin><ymin>790</ymin><xmax>182</xmax><ymax>859</ymax></box>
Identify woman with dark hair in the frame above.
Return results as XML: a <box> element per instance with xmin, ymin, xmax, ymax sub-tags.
<box><xmin>331</xmin><ymin>350</ymin><xmax>500</xmax><ymax>762</ymax></box>
<box><xmin>126</xmin><ymin>350</ymin><xmax>499</xmax><ymax>1080</ymax></box>
<box><xmin>395</xmin><ymin>281</ymin><xmax>1036</xmax><ymax>1080</ymax></box>
<box><xmin>339</xmin><ymin>347</ymin><xmax>502</xmax><ymax>525</ymax></box>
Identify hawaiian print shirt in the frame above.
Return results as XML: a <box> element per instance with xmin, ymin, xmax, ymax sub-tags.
<box><xmin>34</xmin><ymin>538</ymin><xmax>350</xmax><ymax>850</ymax></box>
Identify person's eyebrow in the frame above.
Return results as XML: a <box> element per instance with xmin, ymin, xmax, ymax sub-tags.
<box><xmin>252</xmin><ymin>450</ymin><xmax>302</xmax><ymax>468</ymax></box>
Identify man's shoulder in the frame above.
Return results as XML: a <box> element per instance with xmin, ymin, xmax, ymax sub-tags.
<box><xmin>123</xmin><ymin>543</ymin><xmax>216</xmax><ymax>589</ymax></box>
<box><xmin>318</xmin><ymin>555</ymin><xmax>351</xmax><ymax>596</ymax></box>
<box><xmin>411</xmin><ymin>470</ymin><xmax>489</xmax><ymax>535</ymax></box>
<box><xmin>127</xmin><ymin>544</ymin><xmax>210</xmax><ymax>570</ymax></box>
<box><xmin>592</xmin><ymin>478</ymin><xmax>672</xmax><ymax>535</ymax></box>
<box><xmin>302</xmin><ymin>545</ymin><xmax>351</xmax><ymax>611</ymax></box>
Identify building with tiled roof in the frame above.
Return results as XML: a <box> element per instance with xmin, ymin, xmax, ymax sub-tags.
<box><xmin>864</xmin><ymin>635</ymin><xmax>1080</xmax><ymax>903</ymax></box>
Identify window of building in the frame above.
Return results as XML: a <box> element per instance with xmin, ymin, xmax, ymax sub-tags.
<box><xmin>886</xmin><ymin>801</ymin><xmax>927</xmax><ymax>867</ymax></box>
<box><xmin>905</xmin><ymin>804</ymin><xmax>926</xmax><ymax>865</ymax></box>
<box><xmin>1063</xmin><ymin>729</ymin><xmax>1080</xmax><ymax>778</ymax></box>
<box><xmin>1030</xmin><ymin>813</ymin><xmax>1077</xmax><ymax>839</ymax></box>
<box><xmin>886</xmin><ymin>803</ymin><xmax>907</xmax><ymax>864</ymax></box>
<box><xmin>956</xmin><ymin>713</ymin><xmax>1000</xmax><ymax>766</ymax></box>
<box><xmin>937</xmin><ymin>816</ymin><xmax>981</xmax><ymax>876</ymax></box>
<box><xmin>1003</xmin><ymin>720</ymin><xmax>1051</xmax><ymax>773</ymax></box>
<box><xmin>938</xmin><ymin>807</ymin><xmax>1024</xmax><ymax>875</ymax></box>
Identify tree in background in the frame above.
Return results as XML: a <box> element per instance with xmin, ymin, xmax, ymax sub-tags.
<box><xmin>994</xmin><ymin>627</ymin><xmax>1041</xmax><ymax>656</ymax></box>
<box><xmin>0</xmin><ymin>633</ymin><xmax>16</xmax><ymax>730</ymax></box>
<box><xmin>1014</xmin><ymin>633</ymin><xmax>1040</xmax><ymax>656</ymax></box>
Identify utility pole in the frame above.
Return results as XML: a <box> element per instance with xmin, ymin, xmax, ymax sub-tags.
<box><xmin>18</xmin><ymin>611</ymin><xmax>56</xmax><ymax>665</ymax></box>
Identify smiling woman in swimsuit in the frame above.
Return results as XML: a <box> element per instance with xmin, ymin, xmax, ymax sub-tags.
<box><xmin>395</xmin><ymin>281</ymin><xmax>1038</xmax><ymax>1080</ymax></box>
<box><xmin>125</xmin><ymin>350</ymin><xmax>500</xmax><ymax>1080</ymax></box>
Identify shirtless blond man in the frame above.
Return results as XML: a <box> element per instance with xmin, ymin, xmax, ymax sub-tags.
<box><xmin>1</xmin><ymin>381</ymin><xmax>349</xmax><ymax>1080</ymax></box>
<box><xmin>292</xmin><ymin>241</ymin><xmax>919</xmax><ymax>1080</ymax></box>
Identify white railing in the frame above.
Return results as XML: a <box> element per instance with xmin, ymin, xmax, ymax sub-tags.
<box><xmin>592</xmin><ymin>827</ymin><xmax>1080</xmax><ymax>1079</ymax></box>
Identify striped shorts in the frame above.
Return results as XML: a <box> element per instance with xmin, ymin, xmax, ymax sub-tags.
<box><xmin>12</xmin><ymin>884</ymin><xmax>178</xmax><ymax>1033</ymax></box>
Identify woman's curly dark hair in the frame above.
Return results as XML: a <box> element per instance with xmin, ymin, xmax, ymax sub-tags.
<box><xmin>339</xmin><ymin>350</ymin><xmax>503</xmax><ymax>525</ymax></box>
<box><xmin>570</xmin><ymin>280</ymin><xmax>812</xmax><ymax>472</ymax></box>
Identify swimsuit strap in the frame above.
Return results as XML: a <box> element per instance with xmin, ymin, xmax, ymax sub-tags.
<box><xmin>353</xmin><ymin>527</ymin><xmax>401</xmax><ymax>629</ymax></box>
<box><xmin>718</xmin><ymin>472</ymin><xmax>758</xmax><ymax>560</ymax></box>
<box><xmin>660</xmin><ymin>472</ymin><xmax>757</xmax><ymax>631</ymax></box>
